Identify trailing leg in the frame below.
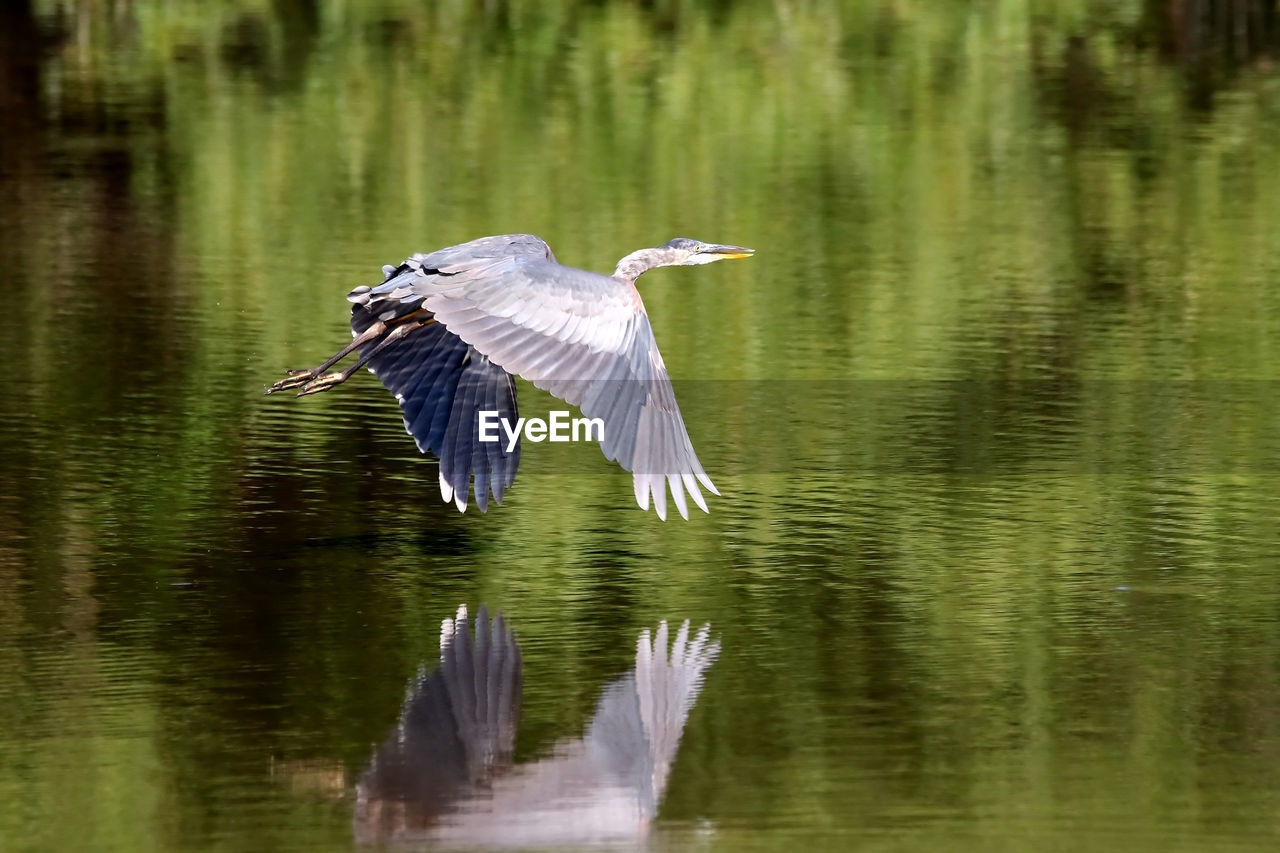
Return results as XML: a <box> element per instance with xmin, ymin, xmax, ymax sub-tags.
<box><xmin>296</xmin><ymin>318</ymin><xmax>432</xmax><ymax>396</ymax></box>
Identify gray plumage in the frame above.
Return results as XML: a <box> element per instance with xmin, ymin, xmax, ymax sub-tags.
<box><xmin>268</xmin><ymin>233</ymin><xmax>753</xmax><ymax>520</ymax></box>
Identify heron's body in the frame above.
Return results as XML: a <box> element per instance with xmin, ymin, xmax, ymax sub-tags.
<box><xmin>267</xmin><ymin>234</ymin><xmax>753</xmax><ymax>519</ymax></box>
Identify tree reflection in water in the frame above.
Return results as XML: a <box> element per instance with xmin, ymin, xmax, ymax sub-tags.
<box><xmin>355</xmin><ymin>605</ymin><xmax>718</xmax><ymax>847</ymax></box>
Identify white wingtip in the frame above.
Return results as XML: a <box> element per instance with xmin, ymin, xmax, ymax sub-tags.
<box><xmin>634</xmin><ymin>473</ymin><xmax>651</xmax><ymax>512</ymax></box>
<box><xmin>696</xmin><ymin>468</ymin><xmax>720</xmax><ymax>497</ymax></box>
<box><xmin>682</xmin><ymin>473</ymin><xmax>709</xmax><ymax>514</ymax></box>
<box><xmin>667</xmin><ymin>474</ymin><xmax>689</xmax><ymax>520</ymax></box>
<box><xmin>439</xmin><ymin>472</ymin><xmax>453</xmax><ymax>504</ymax></box>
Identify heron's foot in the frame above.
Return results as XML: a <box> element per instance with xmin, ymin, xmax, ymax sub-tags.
<box><xmin>265</xmin><ymin>369</ymin><xmax>319</xmax><ymax>395</ymax></box>
<box><xmin>296</xmin><ymin>371</ymin><xmax>350</xmax><ymax>397</ymax></box>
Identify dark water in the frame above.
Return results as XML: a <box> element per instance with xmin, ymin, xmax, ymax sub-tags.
<box><xmin>5</xmin><ymin>1</ymin><xmax>1280</xmax><ymax>850</ymax></box>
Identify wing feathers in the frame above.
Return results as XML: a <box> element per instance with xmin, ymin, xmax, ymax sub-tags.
<box><xmin>355</xmin><ymin>237</ymin><xmax>716</xmax><ymax>518</ymax></box>
<box><xmin>354</xmin><ymin>312</ymin><xmax>519</xmax><ymax>512</ymax></box>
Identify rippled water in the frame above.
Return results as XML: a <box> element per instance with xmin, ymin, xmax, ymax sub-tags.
<box><xmin>4</xmin><ymin>1</ymin><xmax>1280</xmax><ymax>850</ymax></box>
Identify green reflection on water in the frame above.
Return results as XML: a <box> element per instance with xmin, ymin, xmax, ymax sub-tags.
<box><xmin>4</xmin><ymin>0</ymin><xmax>1280</xmax><ymax>850</ymax></box>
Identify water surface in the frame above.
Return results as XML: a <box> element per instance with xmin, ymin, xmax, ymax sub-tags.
<box><xmin>4</xmin><ymin>1</ymin><xmax>1280</xmax><ymax>850</ymax></box>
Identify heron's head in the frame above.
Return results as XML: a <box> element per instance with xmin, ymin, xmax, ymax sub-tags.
<box><xmin>659</xmin><ymin>237</ymin><xmax>755</xmax><ymax>266</ymax></box>
<box><xmin>613</xmin><ymin>238</ymin><xmax>754</xmax><ymax>284</ymax></box>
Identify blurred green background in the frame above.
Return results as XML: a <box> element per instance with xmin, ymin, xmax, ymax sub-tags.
<box><xmin>4</xmin><ymin>0</ymin><xmax>1280</xmax><ymax>850</ymax></box>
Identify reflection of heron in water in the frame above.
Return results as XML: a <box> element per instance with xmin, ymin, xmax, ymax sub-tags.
<box><xmin>267</xmin><ymin>234</ymin><xmax>753</xmax><ymax>519</ymax></box>
<box><xmin>354</xmin><ymin>605</ymin><xmax>719</xmax><ymax>847</ymax></box>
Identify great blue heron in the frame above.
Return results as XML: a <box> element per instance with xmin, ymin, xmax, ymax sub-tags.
<box><xmin>353</xmin><ymin>604</ymin><xmax>719</xmax><ymax>846</ymax></box>
<box><xmin>266</xmin><ymin>234</ymin><xmax>753</xmax><ymax>520</ymax></box>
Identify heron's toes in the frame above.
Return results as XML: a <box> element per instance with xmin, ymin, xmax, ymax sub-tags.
<box><xmin>296</xmin><ymin>372</ymin><xmax>346</xmax><ymax>397</ymax></box>
<box><xmin>265</xmin><ymin>370</ymin><xmax>317</xmax><ymax>395</ymax></box>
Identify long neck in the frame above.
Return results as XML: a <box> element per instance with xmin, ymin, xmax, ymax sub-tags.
<box><xmin>612</xmin><ymin>247</ymin><xmax>677</xmax><ymax>285</ymax></box>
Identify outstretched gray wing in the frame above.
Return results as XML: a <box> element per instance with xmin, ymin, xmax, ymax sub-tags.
<box><xmin>358</xmin><ymin>249</ymin><xmax>718</xmax><ymax>520</ymax></box>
